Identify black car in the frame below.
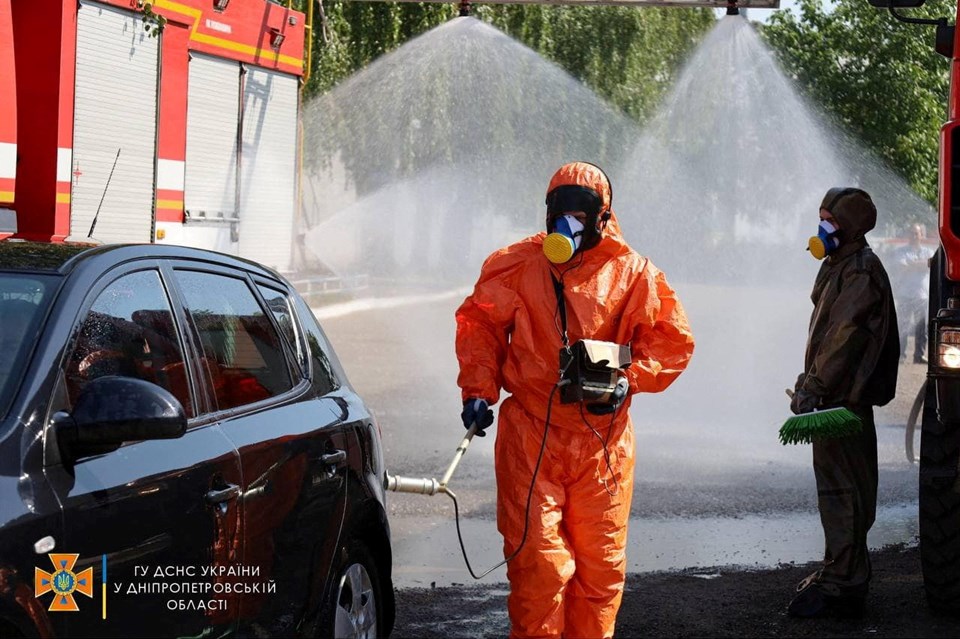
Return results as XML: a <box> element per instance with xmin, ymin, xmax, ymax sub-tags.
<box><xmin>0</xmin><ymin>241</ymin><xmax>394</xmax><ymax>638</ymax></box>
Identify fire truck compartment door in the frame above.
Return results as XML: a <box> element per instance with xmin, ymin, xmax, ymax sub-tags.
<box><xmin>238</xmin><ymin>66</ymin><xmax>298</xmax><ymax>272</ymax></box>
<box><xmin>72</xmin><ymin>1</ymin><xmax>158</xmax><ymax>243</ymax></box>
<box><xmin>186</xmin><ymin>54</ymin><xmax>241</xmax><ymax>222</ymax></box>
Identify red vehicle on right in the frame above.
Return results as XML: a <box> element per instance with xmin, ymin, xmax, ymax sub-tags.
<box><xmin>870</xmin><ymin>0</ymin><xmax>960</xmax><ymax>615</ymax></box>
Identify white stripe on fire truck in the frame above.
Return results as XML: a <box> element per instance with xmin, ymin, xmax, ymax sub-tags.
<box><xmin>156</xmin><ymin>159</ymin><xmax>185</xmax><ymax>192</ymax></box>
<box><xmin>57</xmin><ymin>148</ymin><xmax>73</xmax><ymax>183</ymax></box>
<box><xmin>0</xmin><ymin>143</ymin><xmax>16</xmax><ymax>180</ymax></box>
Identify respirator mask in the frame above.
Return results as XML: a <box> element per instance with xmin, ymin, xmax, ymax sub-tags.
<box><xmin>543</xmin><ymin>215</ymin><xmax>585</xmax><ymax>264</ymax></box>
<box><xmin>808</xmin><ymin>220</ymin><xmax>840</xmax><ymax>260</ymax></box>
<box><xmin>543</xmin><ymin>184</ymin><xmax>605</xmax><ymax>264</ymax></box>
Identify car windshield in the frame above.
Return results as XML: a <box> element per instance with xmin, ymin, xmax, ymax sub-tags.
<box><xmin>0</xmin><ymin>273</ymin><xmax>58</xmax><ymax>417</ymax></box>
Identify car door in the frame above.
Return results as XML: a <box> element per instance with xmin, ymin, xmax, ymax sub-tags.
<box><xmin>43</xmin><ymin>264</ymin><xmax>244</xmax><ymax>638</ymax></box>
<box><xmin>170</xmin><ymin>265</ymin><xmax>350</xmax><ymax>636</ymax></box>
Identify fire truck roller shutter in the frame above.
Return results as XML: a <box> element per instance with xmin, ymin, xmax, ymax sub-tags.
<box><xmin>186</xmin><ymin>54</ymin><xmax>240</xmax><ymax>225</ymax></box>
<box><xmin>72</xmin><ymin>1</ymin><xmax>158</xmax><ymax>243</ymax></box>
<box><xmin>238</xmin><ymin>66</ymin><xmax>298</xmax><ymax>272</ymax></box>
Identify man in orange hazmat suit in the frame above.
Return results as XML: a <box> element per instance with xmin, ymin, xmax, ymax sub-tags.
<box><xmin>455</xmin><ymin>161</ymin><xmax>695</xmax><ymax>638</ymax></box>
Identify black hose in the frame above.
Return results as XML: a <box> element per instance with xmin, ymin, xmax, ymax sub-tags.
<box><xmin>450</xmin><ymin>376</ymin><xmax>565</xmax><ymax>580</ymax></box>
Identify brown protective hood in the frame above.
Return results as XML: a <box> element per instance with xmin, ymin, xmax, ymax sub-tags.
<box><xmin>820</xmin><ymin>187</ymin><xmax>877</xmax><ymax>243</ymax></box>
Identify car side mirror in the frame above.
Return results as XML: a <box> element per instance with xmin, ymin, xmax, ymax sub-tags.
<box><xmin>55</xmin><ymin>376</ymin><xmax>187</xmax><ymax>461</ymax></box>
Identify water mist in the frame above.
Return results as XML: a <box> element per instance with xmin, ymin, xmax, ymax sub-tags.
<box><xmin>300</xmin><ymin>17</ymin><xmax>637</xmax><ymax>287</ymax></box>
<box><xmin>304</xmin><ymin>15</ymin><xmax>924</xmax><ymax>521</ymax></box>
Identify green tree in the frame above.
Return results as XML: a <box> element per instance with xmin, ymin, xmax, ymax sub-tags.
<box><xmin>302</xmin><ymin>2</ymin><xmax>713</xmax><ymax>122</ymax></box>
<box><xmin>304</xmin><ymin>1</ymin><xmax>457</xmax><ymax>98</ymax></box>
<box><xmin>761</xmin><ymin>0</ymin><xmax>951</xmax><ymax>206</ymax></box>
<box><xmin>481</xmin><ymin>5</ymin><xmax>714</xmax><ymax>121</ymax></box>
<box><xmin>298</xmin><ymin>2</ymin><xmax>714</xmax><ymax>212</ymax></box>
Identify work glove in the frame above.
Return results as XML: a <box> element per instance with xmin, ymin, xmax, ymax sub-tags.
<box><xmin>461</xmin><ymin>398</ymin><xmax>495</xmax><ymax>437</ymax></box>
<box><xmin>587</xmin><ymin>376</ymin><xmax>630</xmax><ymax>416</ymax></box>
<box><xmin>790</xmin><ymin>388</ymin><xmax>820</xmax><ymax>415</ymax></box>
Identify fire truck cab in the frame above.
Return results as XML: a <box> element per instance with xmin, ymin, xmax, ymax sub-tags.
<box><xmin>0</xmin><ymin>0</ymin><xmax>305</xmax><ymax>273</ymax></box>
<box><xmin>868</xmin><ymin>0</ymin><xmax>960</xmax><ymax>616</ymax></box>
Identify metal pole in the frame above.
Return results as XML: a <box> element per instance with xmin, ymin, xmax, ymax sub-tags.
<box><xmin>386</xmin><ymin>424</ymin><xmax>478</xmax><ymax>495</ymax></box>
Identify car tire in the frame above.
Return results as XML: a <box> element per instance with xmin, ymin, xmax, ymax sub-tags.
<box><xmin>919</xmin><ymin>379</ymin><xmax>960</xmax><ymax>615</ymax></box>
<box><xmin>319</xmin><ymin>541</ymin><xmax>384</xmax><ymax>638</ymax></box>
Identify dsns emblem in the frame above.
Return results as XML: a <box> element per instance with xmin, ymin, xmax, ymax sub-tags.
<box><xmin>35</xmin><ymin>553</ymin><xmax>94</xmax><ymax>611</ymax></box>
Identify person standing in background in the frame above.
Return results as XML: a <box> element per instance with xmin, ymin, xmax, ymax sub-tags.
<box><xmin>894</xmin><ymin>223</ymin><xmax>934</xmax><ymax>364</ymax></box>
<box><xmin>788</xmin><ymin>187</ymin><xmax>900</xmax><ymax>618</ymax></box>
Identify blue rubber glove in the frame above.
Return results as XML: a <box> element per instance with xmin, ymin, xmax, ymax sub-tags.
<box><xmin>587</xmin><ymin>377</ymin><xmax>630</xmax><ymax>416</ymax></box>
<box><xmin>461</xmin><ymin>398</ymin><xmax>494</xmax><ymax>437</ymax></box>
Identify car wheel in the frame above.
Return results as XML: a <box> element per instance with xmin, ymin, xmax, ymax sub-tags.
<box><xmin>320</xmin><ymin>542</ymin><xmax>383</xmax><ymax>639</ymax></box>
<box><xmin>919</xmin><ymin>380</ymin><xmax>960</xmax><ymax>615</ymax></box>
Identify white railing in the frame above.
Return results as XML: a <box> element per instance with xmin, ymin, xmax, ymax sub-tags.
<box><xmin>288</xmin><ymin>273</ymin><xmax>370</xmax><ymax>299</ymax></box>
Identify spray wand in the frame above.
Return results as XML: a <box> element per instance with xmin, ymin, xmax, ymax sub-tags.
<box><xmin>386</xmin><ymin>424</ymin><xmax>478</xmax><ymax>496</ymax></box>
<box><xmin>387</xmin><ymin>422</ymin><xmax>521</xmax><ymax>580</ymax></box>
<box><xmin>384</xmin><ymin>381</ymin><xmax>560</xmax><ymax>580</ymax></box>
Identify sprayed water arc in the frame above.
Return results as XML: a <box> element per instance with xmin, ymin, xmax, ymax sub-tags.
<box><xmin>300</xmin><ymin>14</ymin><xmax>925</xmax><ymax>579</ymax></box>
<box><xmin>613</xmin><ymin>16</ymin><xmax>933</xmax><ymax>468</ymax></box>
<box><xmin>299</xmin><ymin>16</ymin><xmax>637</xmax><ymax>288</ymax></box>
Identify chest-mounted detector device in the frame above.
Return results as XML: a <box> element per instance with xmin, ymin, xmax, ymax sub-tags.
<box><xmin>559</xmin><ymin>339</ymin><xmax>631</xmax><ymax>405</ymax></box>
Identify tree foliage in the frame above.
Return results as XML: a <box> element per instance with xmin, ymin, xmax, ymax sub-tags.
<box><xmin>760</xmin><ymin>0</ymin><xmax>952</xmax><ymax>205</ymax></box>
<box><xmin>481</xmin><ymin>5</ymin><xmax>714</xmax><ymax>120</ymax></box>
<box><xmin>301</xmin><ymin>1</ymin><xmax>713</xmax><ymax>123</ymax></box>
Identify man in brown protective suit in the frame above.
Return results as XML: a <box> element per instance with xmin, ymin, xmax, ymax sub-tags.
<box><xmin>788</xmin><ymin>187</ymin><xmax>900</xmax><ymax>618</ymax></box>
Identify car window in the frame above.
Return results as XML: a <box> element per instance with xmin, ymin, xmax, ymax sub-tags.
<box><xmin>0</xmin><ymin>274</ymin><xmax>57</xmax><ymax>417</ymax></box>
<box><xmin>292</xmin><ymin>294</ymin><xmax>338</xmax><ymax>395</ymax></box>
<box><xmin>66</xmin><ymin>270</ymin><xmax>194</xmax><ymax>418</ymax></box>
<box><xmin>174</xmin><ymin>270</ymin><xmax>294</xmax><ymax>411</ymax></box>
<box><xmin>256</xmin><ymin>284</ymin><xmax>307</xmax><ymax>376</ymax></box>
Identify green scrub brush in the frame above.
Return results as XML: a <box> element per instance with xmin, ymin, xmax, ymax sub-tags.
<box><xmin>778</xmin><ymin>407</ymin><xmax>863</xmax><ymax>445</ymax></box>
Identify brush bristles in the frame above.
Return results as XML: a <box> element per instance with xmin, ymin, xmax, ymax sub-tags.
<box><xmin>779</xmin><ymin>407</ymin><xmax>863</xmax><ymax>445</ymax></box>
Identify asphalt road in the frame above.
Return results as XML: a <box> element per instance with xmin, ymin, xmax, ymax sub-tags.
<box><xmin>314</xmin><ymin>283</ymin><xmax>932</xmax><ymax>636</ymax></box>
<box><xmin>392</xmin><ymin>545</ymin><xmax>956</xmax><ymax>638</ymax></box>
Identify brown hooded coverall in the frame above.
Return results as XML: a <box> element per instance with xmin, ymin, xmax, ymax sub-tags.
<box><xmin>796</xmin><ymin>187</ymin><xmax>900</xmax><ymax>598</ymax></box>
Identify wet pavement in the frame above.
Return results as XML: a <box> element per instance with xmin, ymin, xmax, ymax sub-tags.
<box><xmin>387</xmin><ymin>503</ymin><xmax>919</xmax><ymax>589</ymax></box>
<box><xmin>315</xmin><ymin>284</ymin><xmax>925</xmax><ymax>588</ymax></box>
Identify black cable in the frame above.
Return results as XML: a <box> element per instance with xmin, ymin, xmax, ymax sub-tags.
<box><xmin>578</xmin><ymin>401</ymin><xmax>620</xmax><ymax>497</ymax></box>
<box><xmin>450</xmin><ymin>366</ymin><xmax>570</xmax><ymax>580</ymax></box>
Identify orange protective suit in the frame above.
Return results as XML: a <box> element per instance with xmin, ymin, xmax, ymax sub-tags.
<box><xmin>455</xmin><ymin>163</ymin><xmax>695</xmax><ymax>638</ymax></box>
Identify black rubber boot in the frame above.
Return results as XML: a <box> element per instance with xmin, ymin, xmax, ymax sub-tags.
<box><xmin>787</xmin><ymin>582</ymin><xmax>866</xmax><ymax>619</ymax></box>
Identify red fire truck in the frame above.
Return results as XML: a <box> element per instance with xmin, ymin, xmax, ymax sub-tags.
<box><xmin>868</xmin><ymin>0</ymin><xmax>960</xmax><ymax>615</ymax></box>
<box><xmin>0</xmin><ymin>0</ymin><xmax>305</xmax><ymax>273</ymax></box>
